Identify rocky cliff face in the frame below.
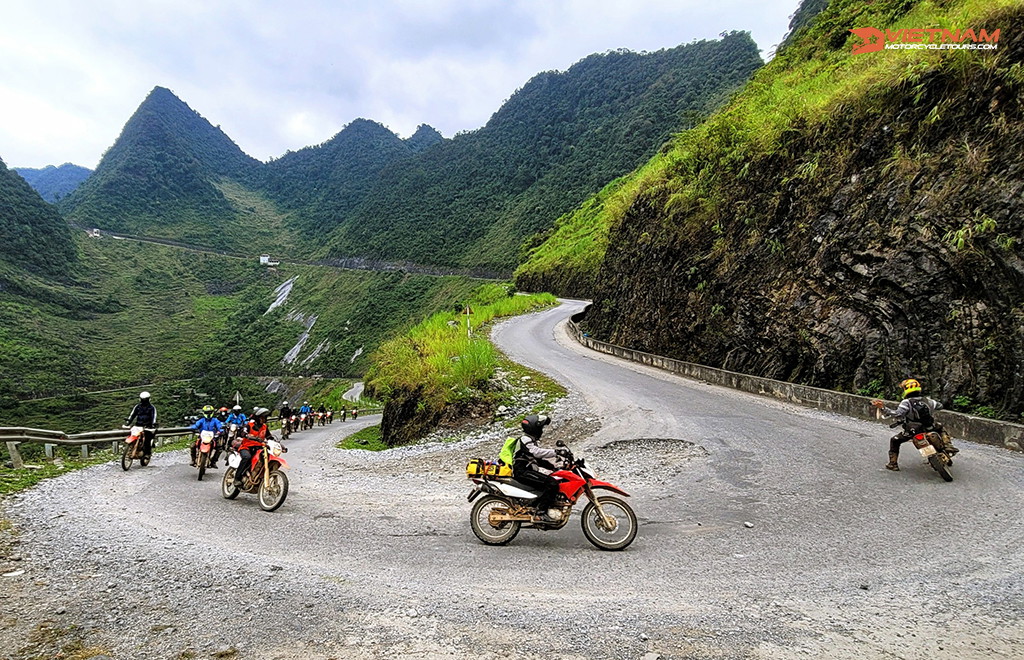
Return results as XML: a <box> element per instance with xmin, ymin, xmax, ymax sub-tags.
<box><xmin>584</xmin><ymin>18</ymin><xmax>1024</xmax><ymax>418</ymax></box>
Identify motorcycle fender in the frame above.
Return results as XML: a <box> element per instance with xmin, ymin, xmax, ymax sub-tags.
<box><xmin>588</xmin><ymin>480</ymin><xmax>630</xmax><ymax>497</ymax></box>
<box><xmin>270</xmin><ymin>455</ymin><xmax>289</xmax><ymax>470</ymax></box>
<box><xmin>227</xmin><ymin>453</ymin><xmax>241</xmax><ymax>469</ymax></box>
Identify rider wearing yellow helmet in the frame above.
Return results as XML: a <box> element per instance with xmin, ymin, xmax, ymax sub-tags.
<box><xmin>872</xmin><ymin>378</ymin><xmax>957</xmax><ymax>471</ymax></box>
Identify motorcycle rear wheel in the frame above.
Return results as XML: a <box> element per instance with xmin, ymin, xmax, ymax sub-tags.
<box><xmin>221</xmin><ymin>467</ymin><xmax>240</xmax><ymax>499</ymax></box>
<box><xmin>581</xmin><ymin>496</ymin><xmax>637</xmax><ymax>551</ymax></box>
<box><xmin>470</xmin><ymin>496</ymin><xmax>521</xmax><ymax>546</ymax></box>
<box><xmin>258</xmin><ymin>469</ymin><xmax>289</xmax><ymax>512</ymax></box>
<box><xmin>928</xmin><ymin>455</ymin><xmax>953</xmax><ymax>482</ymax></box>
<box><xmin>197</xmin><ymin>451</ymin><xmax>208</xmax><ymax>481</ymax></box>
<box><xmin>120</xmin><ymin>445</ymin><xmax>133</xmax><ymax>471</ymax></box>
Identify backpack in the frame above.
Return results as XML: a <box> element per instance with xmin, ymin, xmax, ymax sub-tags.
<box><xmin>906</xmin><ymin>397</ymin><xmax>934</xmax><ymax>429</ymax></box>
<box><xmin>498</xmin><ymin>436</ymin><xmax>520</xmax><ymax>466</ymax></box>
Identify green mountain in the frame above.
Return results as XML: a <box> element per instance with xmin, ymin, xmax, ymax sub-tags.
<box><xmin>261</xmin><ymin>118</ymin><xmax>444</xmax><ymax>234</ymax></box>
<box><xmin>526</xmin><ymin>0</ymin><xmax>1024</xmax><ymax>419</ymax></box>
<box><xmin>14</xmin><ymin>163</ymin><xmax>92</xmax><ymax>202</ymax></box>
<box><xmin>60</xmin><ymin>87</ymin><xmax>268</xmax><ymax>250</ymax></box>
<box><xmin>322</xmin><ymin>33</ymin><xmax>763</xmax><ymax>275</ymax></box>
<box><xmin>0</xmin><ymin>157</ymin><xmax>76</xmax><ymax>279</ymax></box>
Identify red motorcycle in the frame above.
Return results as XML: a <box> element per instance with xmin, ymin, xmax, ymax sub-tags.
<box><xmin>120</xmin><ymin>425</ymin><xmax>153</xmax><ymax>471</ymax></box>
<box><xmin>193</xmin><ymin>430</ymin><xmax>216</xmax><ymax>481</ymax></box>
<box><xmin>467</xmin><ymin>442</ymin><xmax>637</xmax><ymax>550</ymax></box>
<box><xmin>222</xmin><ymin>439</ymin><xmax>290</xmax><ymax>511</ymax></box>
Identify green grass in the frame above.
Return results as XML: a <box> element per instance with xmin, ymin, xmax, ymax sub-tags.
<box><xmin>335</xmin><ymin>425</ymin><xmax>387</xmax><ymax>450</ymax></box>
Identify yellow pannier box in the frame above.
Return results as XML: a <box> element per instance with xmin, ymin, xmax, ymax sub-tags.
<box><xmin>466</xmin><ymin>458</ymin><xmax>512</xmax><ymax>478</ymax></box>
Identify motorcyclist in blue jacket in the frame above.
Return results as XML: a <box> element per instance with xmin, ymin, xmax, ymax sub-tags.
<box><xmin>190</xmin><ymin>405</ymin><xmax>224</xmax><ymax>467</ymax></box>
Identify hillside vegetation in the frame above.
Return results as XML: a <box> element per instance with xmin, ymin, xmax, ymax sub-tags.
<box><xmin>0</xmin><ymin>158</ymin><xmax>77</xmax><ymax>280</ymax></box>
<box><xmin>523</xmin><ymin>0</ymin><xmax>1024</xmax><ymax>419</ymax></box>
<box><xmin>323</xmin><ymin>34</ymin><xmax>763</xmax><ymax>275</ymax></box>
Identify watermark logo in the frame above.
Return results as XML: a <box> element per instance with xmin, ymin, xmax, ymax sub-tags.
<box><xmin>850</xmin><ymin>27</ymin><xmax>1001</xmax><ymax>55</ymax></box>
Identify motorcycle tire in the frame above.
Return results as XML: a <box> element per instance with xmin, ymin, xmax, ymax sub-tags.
<box><xmin>121</xmin><ymin>445</ymin><xmax>133</xmax><ymax>471</ymax></box>
<box><xmin>140</xmin><ymin>454</ymin><xmax>150</xmax><ymax>467</ymax></box>
<box><xmin>581</xmin><ymin>495</ymin><xmax>638</xmax><ymax>551</ymax></box>
<box><xmin>197</xmin><ymin>452</ymin><xmax>208</xmax><ymax>481</ymax></box>
<box><xmin>928</xmin><ymin>454</ymin><xmax>953</xmax><ymax>482</ymax></box>
<box><xmin>470</xmin><ymin>496</ymin><xmax>521</xmax><ymax>546</ymax></box>
<box><xmin>258</xmin><ymin>469</ymin><xmax>289</xmax><ymax>512</ymax></box>
<box><xmin>221</xmin><ymin>467</ymin><xmax>240</xmax><ymax>499</ymax></box>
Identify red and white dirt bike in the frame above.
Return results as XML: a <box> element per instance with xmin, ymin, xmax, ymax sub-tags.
<box><xmin>192</xmin><ymin>430</ymin><xmax>217</xmax><ymax>481</ymax></box>
<box><xmin>299</xmin><ymin>413</ymin><xmax>311</xmax><ymax>430</ymax></box>
<box><xmin>222</xmin><ymin>439</ymin><xmax>290</xmax><ymax>511</ymax></box>
<box><xmin>120</xmin><ymin>426</ymin><xmax>153</xmax><ymax>471</ymax></box>
<box><xmin>467</xmin><ymin>442</ymin><xmax>637</xmax><ymax>551</ymax></box>
<box><xmin>325</xmin><ymin>411</ymin><xmax>333</xmax><ymax>424</ymax></box>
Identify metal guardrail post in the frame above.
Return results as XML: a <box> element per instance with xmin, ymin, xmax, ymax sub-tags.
<box><xmin>45</xmin><ymin>443</ymin><xmax>55</xmax><ymax>459</ymax></box>
<box><xmin>81</xmin><ymin>444</ymin><xmax>89</xmax><ymax>459</ymax></box>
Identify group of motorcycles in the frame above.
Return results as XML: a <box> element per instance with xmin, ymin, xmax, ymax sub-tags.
<box><xmin>120</xmin><ymin>416</ymin><xmax>291</xmax><ymax>512</ymax></box>
<box><xmin>280</xmin><ymin>410</ymin><xmax>340</xmax><ymax>439</ymax></box>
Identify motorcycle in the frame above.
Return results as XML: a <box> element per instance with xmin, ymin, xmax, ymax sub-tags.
<box><xmin>891</xmin><ymin>421</ymin><xmax>955</xmax><ymax>482</ymax></box>
<box><xmin>221</xmin><ymin>439</ymin><xmax>290</xmax><ymax>511</ymax></box>
<box><xmin>193</xmin><ymin>430</ymin><xmax>216</xmax><ymax>481</ymax></box>
<box><xmin>317</xmin><ymin>412</ymin><xmax>326</xmax><ymax>427</ymax></box>
<box><xmin>120</xmin><ymin>425</ymin><xmax>153</xmax><ymax>471</ymax></box>
<box><xmin>299</xmin><ymin>413</ymin><xmax>310</xmax><ymax>430</ymax></box>
<box><xmin>466</xmin><ymin>441</ymin><xmax>637</xmax><ymax>551</ymax></box>
<box><xmin>326</xmin><ymin>411</ymin><xmax>333</xmax><ymax>424</ymax></box>
<box><xmin>281</xmin><ymin>417</ymin><xmax>292</xmax><ymax>441</ymax></box>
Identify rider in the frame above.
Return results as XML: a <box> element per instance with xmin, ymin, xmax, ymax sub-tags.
<box><xmin>233</xmin><ymin>407</ymin><xmax>275</xmax><ymax>489</ymax></box>
<box><xmin>189</xmin><ymin>405</ymin><xmax>224</xmax><ymax>467</ymax></box>
<box><xmin>872</xmin><ymin>378</ymin><xmax>958</xmax><ymax>471</ymax></box>
<box><xmin>299</xmin><ymin>401</ymin><xmax>312</xmax><ymax>416</ymax></box>
<box><xmin>279</xmin><ymin>400</ymin><xmax>293</xmax><ymax>430</ymax></box>
<box><xmin>225</xmin><ymin>405</ymin><xmax>247</xmax><ymax>429</ymax></box>
<box><xmin>125</xmin><ymin>391</ymin><xmax>158</xmax><ymax>459</ymax></box>
<box><xmin>511</xmin><ymin>414</ymin><xmax>568</xmax><ymax>523</ymax></box>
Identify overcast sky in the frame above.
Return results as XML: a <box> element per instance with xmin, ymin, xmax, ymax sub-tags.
<box><xmin>1</xmin><ymin>0</ymin><xmax>801</xmax><ymax>169</ymax></box>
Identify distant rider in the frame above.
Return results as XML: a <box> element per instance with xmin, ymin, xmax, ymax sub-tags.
<box><xmin>189</xmin><ymin>405</ymin><xmax>224</xmax><ymax>467</ymax></box>
<box><xmin>299</xmin><ymin>401</ymin><xmax>312</xmax><ymax>416</ymax></box>
<box><xmin>511</xmin><ymin>414</ymin><xmax>568</xmax><ymax>523</ymax></box>
<box><xmin>872</xmin><ymin>378</ymin><xmax>958</xmax><ymax>471</ymax></box>
<box><xmin>233</xmin><ymin>407</ymin><xmax>275</xmax><ymax>489</ymax></box>
<box><xmin>279</xmin><ymin>401</ymin><xmax>293</xmax><ymax>431</ymax></box>
<box><xmin>125</xmin><ymin>391</ymin><xmax>158</xmax><ymax>459</ymax></box>
<box><xmin>225</xmin><ymin>405</ymin><xmax>247</xmax><ymax>429</ymax></box>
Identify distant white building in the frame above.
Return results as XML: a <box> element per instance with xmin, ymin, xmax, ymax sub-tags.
<box><xmin>259</xmin><ymin>254</ymin><xmax>280</xmax><ymax>266</ymax></box>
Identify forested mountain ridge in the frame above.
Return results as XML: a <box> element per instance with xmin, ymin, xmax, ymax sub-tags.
<box><xmin>260</xmin><ymin>118</ymin><xmax>445</xmax><ymax>234</ymax></box>
<box><xmin>0</xmin><ymin>158</ymin><xmax>76</xmax><ymax>279</ymax></box>
<box><xmin>322</xmin><ymin>33</ymin><xmax>763</xmax><ymax>274</ymax></box>
<box><xmin>60</xmin><ymin>87</ymin><xmax>264</xmax><ymax>250</ymax></box>
<box><xmin>14</xmin><ymin>163</ymin><xmax>92</xmax><ymax>202</ymax></box>
<box><xmin>534</xmin><ymin>0</ymin><xmax>1024</xmax><ymax>419</ymax></box>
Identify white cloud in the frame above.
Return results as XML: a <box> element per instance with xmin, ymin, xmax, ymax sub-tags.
<box><xmin>0</xmin><ymin>0</ymin><xmax>801</xmax><ymax>169</ymax></box>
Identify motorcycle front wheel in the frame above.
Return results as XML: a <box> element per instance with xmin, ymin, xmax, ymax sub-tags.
<box><xmin>120</xmin><ymin>445</ymin><xmax>133</xmax><ymax>471</ymax></box>
<box><xmin>258</xmin><ymin>469</ymin><xmax>289</xmax><ymax>511</ymax></box>
<box><xmin>470</xmin><ymin>496</ymin><xmax>521</xmax><ymax>546</ymax></box>
<box><xmin>221</xmin><ymin>467</ymin><xmax>240</xmax><ymax>499</ymax></box>
<box><xmin>581</xmin><ymin>496</ymin><xmax>637</xmax><ymax>551</ymax></box>
<box><xmin>197</xmin><ymin>451</ymin><xmax>208</xmax><ymax>481</ymax></box>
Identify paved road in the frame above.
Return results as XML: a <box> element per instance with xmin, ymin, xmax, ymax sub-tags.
<box><xmin>1</xmin><ymin>301</ymin><xmax>1022</xmax><ymax>659</ymax></box>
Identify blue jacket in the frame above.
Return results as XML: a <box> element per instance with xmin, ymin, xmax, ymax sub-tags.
<box><xmin>299</xmin><ymin>405</ymin><xmax>312</xmax><ymax>415</ymax></box>
<box><xmin>225</xmin><ymin>413</ymin><xmax>248</xmax><ymax>428</ymax></box>
<box><xmin>191</xmin><ymin>417</ymin><xmax>224</xmax><ymax>434</ymax></box>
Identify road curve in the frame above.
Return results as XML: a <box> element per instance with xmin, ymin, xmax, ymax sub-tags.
<box><xmin>0</xmin><ymin>300</ymin><xmax>1022</xmax><ymax>659</ymax></box>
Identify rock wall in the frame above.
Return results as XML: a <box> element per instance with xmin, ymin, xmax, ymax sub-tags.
<box><xmin>584</xmin><ymin>18</ymin><xmax>1024</xmax><ymax>418</ymax></box>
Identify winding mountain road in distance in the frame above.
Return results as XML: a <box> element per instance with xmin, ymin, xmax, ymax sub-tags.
<box><xmin>1</xmin><ymin>300</ymin><xmax>1021</xmax><ymax>659</ymax></box>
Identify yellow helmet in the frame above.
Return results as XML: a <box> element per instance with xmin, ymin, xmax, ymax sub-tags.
<box><xmin>900</xmin><ymin>378</ymin><xmax>922</xmax><ymax>398</ymax></box>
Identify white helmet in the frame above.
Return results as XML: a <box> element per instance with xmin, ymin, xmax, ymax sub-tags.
<box><xmin>282</xmin><ymin>401</ymin><xmax>289</xmax><ymax>406</ymax></box>
<box><xmin>139</xmin><ymin>391</ymin><xmax>151</xmax><ymax>400</ymax></box>
<box><xmin>232</xmin><ymin>405</ymin><xmax>242</xmax><ymax>412</ymax></box>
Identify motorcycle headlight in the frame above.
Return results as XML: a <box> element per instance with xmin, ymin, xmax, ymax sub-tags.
<box><xmin>268</xmin><ymin>442</ymin><xmax>283</xmax><ymax>457</ymax></box>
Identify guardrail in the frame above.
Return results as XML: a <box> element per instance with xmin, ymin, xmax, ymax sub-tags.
<box><xmin>566</xmin><ymin>307</ymin><xmax>1024</xmax><ymax>453</ymax></box>
<box><xmin>2</xmin><ymin>410</ymin><xmax>386</xmax><ymax>468</ymax></box>
<box><xmin>1</xmin><ymin>426</ymin><xmax>194</xmax><ymax>468</ymax></box>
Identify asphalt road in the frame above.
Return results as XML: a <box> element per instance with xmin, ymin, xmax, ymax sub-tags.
<box><xmin>1</xmin><ymin>300</ymin><xmax>1022</xmax><ymax>659</ymax></box>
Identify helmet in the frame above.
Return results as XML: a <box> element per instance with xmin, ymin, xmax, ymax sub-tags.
<box><xmin>303</xmin><ymin>401</ymin><xmax>309</xmax><ymax>405</ymax></box>
<box><xmin>900</xmin><ymin>378</ymin><xmax>922</xmax><ymax>398</ymax></box>
<box><xmin>139</xmin><ymin>391</ymin><xmax>151</xmax><ymax>400</ymax></box>
<box><xmin>521</xmin><ymin>414</ymin><xmax>551</xmax><ymax>439</ymax></box>
<box><xmin>254</xmin><ymin>407</ymin><xmax>270</xmax><ymax>418</ymax></box>
<box><xmin>232</xmin><ymin>405</ymin><xmax>242</xmax><ymax>412</ymax></box>
<box><xmin>202</xmin><ymin>405</ymin><xmax>215</xmax><ymax>416</ymax></box>
<box><xmin>282</xmin><ymin>401</ymin><xmax>289</xmax><ymax>406</ymax></box>
<box><xmin>219</xmin><ymin>407</ymin><xmax>229</xmax><ymax>413</ymax></box>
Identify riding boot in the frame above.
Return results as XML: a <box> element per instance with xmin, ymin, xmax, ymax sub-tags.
<box><xmin>885</xmin><ymin>451</ymin><xmax>900</xmax><ymax>471</ymax></box>
<box><xmin>942</xmin><ymin>432</ymin><xmax>959</xmax><ymax>455</ymax></box>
